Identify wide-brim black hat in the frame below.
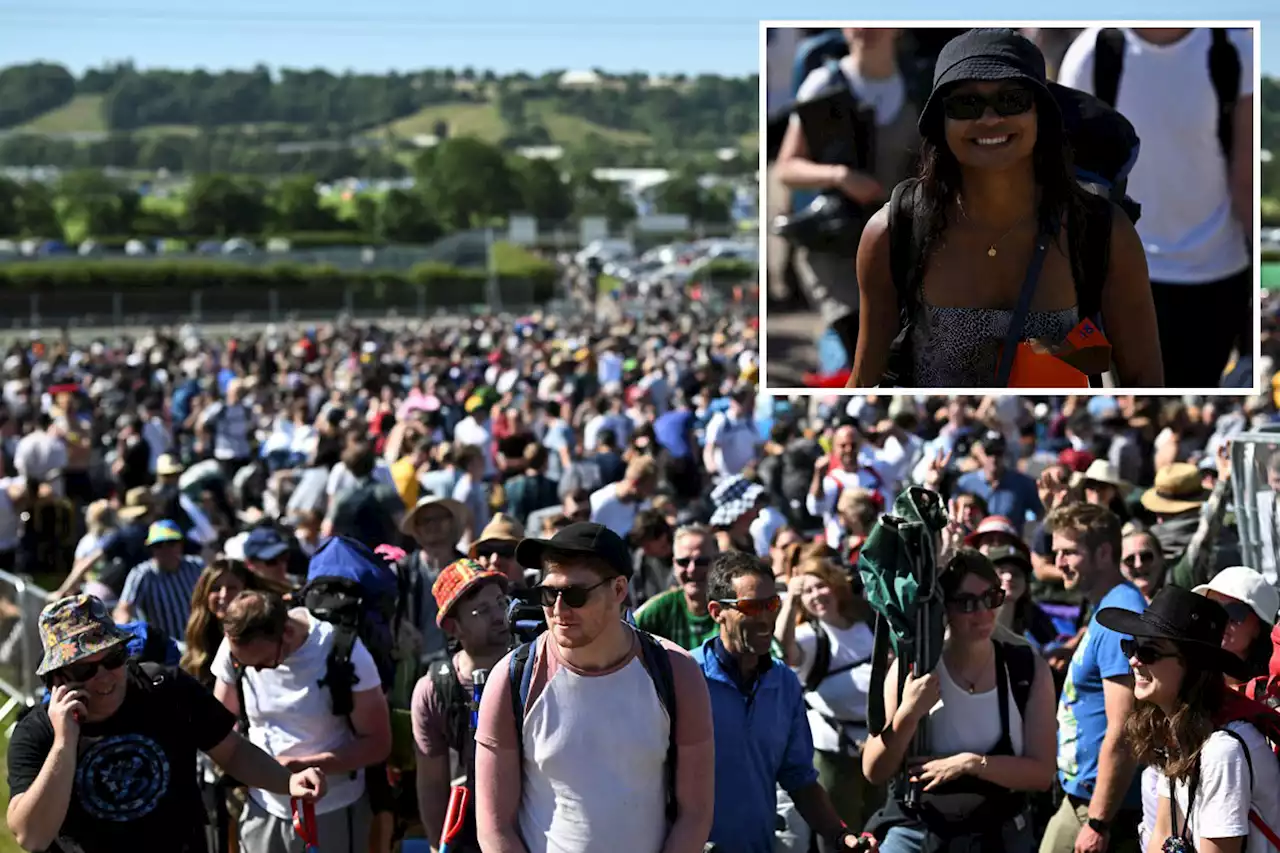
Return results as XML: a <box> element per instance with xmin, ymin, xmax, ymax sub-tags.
<box><xmin>1096</xmin><ymin>585</ymin><xmax>1254</xmax><ymax>682</ymax></box>
<box><xmin>918</xmin><ymin>28</ymin><xmax>1062</xmax><ymax>142</ymax></box>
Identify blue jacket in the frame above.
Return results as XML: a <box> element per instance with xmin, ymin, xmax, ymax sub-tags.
<box><xmin>693</xmin><ymin>638</ymin><xmax>819</xmax><ymax>853</ymax></box>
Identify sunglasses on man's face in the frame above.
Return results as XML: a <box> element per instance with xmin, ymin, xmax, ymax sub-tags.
<box><xmin>475</xmin><ymin>543</ymin><xmax>517</xmax><ymax>561</ymax></box>
<box><xmin>674</xmin><ymin>556</ymin><xmax>711</xmax><ymax>569</ymax></box>
<box><xmin>947</xmin><ymin>588</ymin><xmax>1006</xmax><ymax>613</ymax></box>
<box><xmin>716</xmin><ymin>595</ymin><xmax>782</xmax><ymax>618</ymax></box>
<box><xmin>56</xmin><ymin>645</ymin><xmax>129</xmax><ymax>684</ymax></box>
<box><xmin>1120</xmin><ymin>638</ymin><xmax>1179</xmax><ymax>666</ymax></box>
<box><xmin>535</xmin><ymin>578</ymin><xmax>611</xmax><ymax>609</ymax></box>
<box><xmin>1122</xmin><ymin>551</ymin><xmax>1157</xmax><ymax>568</ymax></box>
<box><xmin>942</xmin><ymin>87</ymin><xmax>1035</xmax><ymax>121</ymax></box>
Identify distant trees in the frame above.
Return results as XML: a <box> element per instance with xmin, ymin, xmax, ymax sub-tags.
<box><xmin>0</xmin><ymin>63</ymin><xmax>77</xmax><ymax>128</ymax></box>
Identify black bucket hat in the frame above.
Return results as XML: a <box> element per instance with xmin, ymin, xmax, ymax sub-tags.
<box><xmin>918</xmin><ymin>28</ymin><xmax>1062</xmax><ymax>142</ymax></box>
<box><xmin>1096</xmin><ymin>585</ymin><xmax>1253</xmax><ymax>681</ymax></box>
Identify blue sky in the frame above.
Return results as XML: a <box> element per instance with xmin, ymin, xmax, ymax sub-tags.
<box><xmin>2</xmin><ymin>0</ymin><xmax>1275</xmax><ymax>76</ymax></box>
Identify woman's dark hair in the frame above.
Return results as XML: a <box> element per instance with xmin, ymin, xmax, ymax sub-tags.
<box><xmin>939</xmin><ymin>547</ymin><xmax>1001</xmax><ymax>600</ymax></box>
<box><xmin>1125</xmin><ymin>646</ymin><xmax>1227</xmax><ymax>781</ymax></box>
<box><xmin>913</xmin><ymin>88</ymin><xmax>1088</xmax><ymax>289</ymax></box>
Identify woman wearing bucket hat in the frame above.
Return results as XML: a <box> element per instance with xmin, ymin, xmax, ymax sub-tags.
<box><xmin>850</xmin><ymin>28</ymin><xmax>1162</xmax><ymax>389</ymax></box>
<box><xmin>1096</xmin><ymin>585</ymin><xmax>1280</xmax><ymax>853</ymax></box>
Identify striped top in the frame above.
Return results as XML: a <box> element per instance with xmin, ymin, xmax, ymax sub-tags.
<box><xmin>119</xmin><ymin>555</ymin><xmax>205</xmax><ymax>641</ymax></box>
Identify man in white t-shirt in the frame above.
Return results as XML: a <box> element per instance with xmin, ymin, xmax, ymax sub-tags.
<box><xmin>212</xmin><ymin>591</ymin><xmax>392</xmax><ymax>853</ymax></box>
<box><xmin>589</xmin><ymin>456</ymin><xmax>658</xmax><ymax>537</ymax></box>
<box><xmin>703</xmin><ymin>387</ymin><xmax>760</xmax><ymax>480</ymax></box>
<box><xmin>1058</xmin><ymin>27</ymin><xmax>1255</xmax><ymax>387</ymax></box>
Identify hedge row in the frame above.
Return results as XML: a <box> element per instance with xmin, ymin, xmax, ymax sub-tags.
<box><xmin>0</xmin><ymin>258</ymin><xmax>558</xmax><ymax>304</ymax></box>
<box><xmin>1265</xmin><ymin>249</ymin><xmax>1280</xmax><ymax>263</ymax></box>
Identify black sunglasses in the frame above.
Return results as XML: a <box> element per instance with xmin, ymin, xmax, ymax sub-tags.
<box><xmin>1120</xmin><ymin>638</ymin><xmax>1180</xmax><ymax>666</ymax></box>
<box><xmin>475</xmin><ymin>543</ymin><xmax>517</xmax><ymax>561</ymax></box>
<box><xmin>947</xmin><ymin>588</ymin><xmax>1007</xmax><ymax>613</ymax></box>
<box><xmin>535</xmin><ymin>578</ymin><xmax>611</xmax><ymax>609</ymax></box>
<box><xmin>942</xmin><ymin>87</ymin><xmax>1035</xmax><ymax>121</ymax></box>
<box><xmin>1222</xmin><ymin>601</ymin><xmax>1255</xmax><ymax>625</ymax></box>
<box><xmin>674</xmin><ymin>556</ymin><xmax>712</xmax><ymax>569</ymax></box>
<box><xmin>56</xmin><ymin>645</ymin><xmax>129</xmax><ymax>683</ymax></box>
<box><xmin>1123</xmin><ymin>551</ymin><xmax>1157</xmax><ymax>568</ymax></box>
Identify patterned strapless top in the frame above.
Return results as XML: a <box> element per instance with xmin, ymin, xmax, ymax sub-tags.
<box><xmin>910</xmin><ymin>301</ymin><xmax>1079</xmax><ymax>387</ymax></box>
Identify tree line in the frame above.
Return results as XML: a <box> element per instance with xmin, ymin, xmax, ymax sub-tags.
<box><xmin>0</xmin><ymin>62</ymin><xmax>758</xmax><ymax>149</ymax></box>
<box><xmin>0</xmin><ymin>136</ymin><xmax>738</xmax><ymax>243</ymax></box>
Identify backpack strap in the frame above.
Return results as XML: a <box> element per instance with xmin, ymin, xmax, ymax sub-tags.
<box><xmin>507</xmin><ymin>640</ymin><xmax>537</xmax><ymax>774</ymax></box>
<box><xmin>1218</xmin><ymin>726</ymin><xmax>1280</xmax><ymax>850</ymax></box>
<box><xmin>636</xmin><ymin>630</ymin><xmax>680</xmax><ymax>825</ymax></box>
<box><xmin>1208</xmin><ymin>28</ymin><xmax>1241</xmax><ymax>162</ymax></box>
<box><xmin>804</xmin><ymin>626</ymin><xmax>833</xmax><ymax>692</ymax></box>
<box><xmin>1000</xmin><ymin>640</ymin><xmax>1036</xmax><ymax>720</ymax></box>
<box><xmin>1067</xmin><ymin>195</ymin><xmax>1113</xmax><ymax>388</ymax></box>
<box><xmin>320</xmin><ymin>623</ymin><xmax>359</xmax><ymax>728</ymax></box>
<box><xmin>879</xmin><ymin>179</ymin><xmax>923</xmax><ymax>387</ymax></box>
<box><xmin>1093</xmin><ymin>28</ymin><xmax>1126</xmax><ymax>108</ymax></box>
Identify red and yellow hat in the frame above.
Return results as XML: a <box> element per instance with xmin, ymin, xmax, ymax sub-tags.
<box><xmin>432</xmin><ymin>559</ymin><xmax>508</xmax><ymax>626</ymax></box>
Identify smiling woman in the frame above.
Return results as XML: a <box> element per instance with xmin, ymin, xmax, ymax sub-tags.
<box><xmin>849</xmin><ymin>28</ymin><xmax>1165</xmax><ymax>389</ymax></box>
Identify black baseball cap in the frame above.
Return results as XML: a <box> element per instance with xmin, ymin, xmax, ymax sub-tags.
<box><xmin>515</xmin><ymin>522</ymin><xmax>634</xmax><ymax>579</ymax></box>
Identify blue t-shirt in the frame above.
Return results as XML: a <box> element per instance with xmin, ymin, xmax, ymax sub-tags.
<box><xmin>654</xmin><ymin>409</ymin><xmax>694</xmax><ymax>459</ymax></box>
<box><xmin>956</xmin><ymin>469</ymin><xmax>1044</xmax><ymax>524</ymax></box>
<box><xmin>1057</xmin><ymin>581</ymin><xmax>1147</xmax><ymax>805</ymax></box>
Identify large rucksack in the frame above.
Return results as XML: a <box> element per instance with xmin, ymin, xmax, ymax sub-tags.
<box><xmin>232</xmin><ymin>536</ymin><xmax>398</xmax><ymax>731</ymax></box>
<box><xmin>1209</xmin><ymin>690</ymin><xmax>1280</xmax><ymax>848</ymax></box>
<box><xmin>1092</xmin><ymin>27</ymin><xmax>1240</xmax><ymax>163</ymax></box>
<box><xmin>507</xmin><ymin>629</ymin><xmax>680</xmax><ymax>824</ymax></box>
<box><xmin>878</xmin><ymin>82</ymin><xmax>1142</xmax><ymax>389</ymax></box>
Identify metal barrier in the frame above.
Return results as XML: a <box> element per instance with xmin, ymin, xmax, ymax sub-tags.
<box><xmin>0</xmin><ymin>569</ymin><xmax>55</xmax><ymax>729</ymax></box>
<box><xmin>1229</xmin><ymin>428</ymin><xmax>1280</xmax><ymax>579</ymax></box>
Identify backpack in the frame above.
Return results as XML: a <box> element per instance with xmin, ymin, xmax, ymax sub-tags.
<box><xmin>119</xmin><ymin>621</ymin><xmax>182</xmax><ymax>666</ymax></box>
<box><xmin>1210</xmin><ymin>690</ymin><xmax>1280</xmax><ymax>849</ymax></box>
<box><xmin>878</xmin><ymin>80</ymin><xmax>1142</xmax><ymax>389</ymax></box>
<box><xmin>330</xmin><ymin>478</ymin><xmax>400</xmax><ymax>551</ymax></box>
<box><xmin>507</xmin><ymin>629</ymin><xmax>680</xmax><ymax>824</ymax></box>
<box><xmin>1242</xmin><ymin>622</ymin><xmax>1280</xmax><ymax>709</ymax></box>
<box><xmin>1093</xmin><ymin>27</ymin><xmax>1239</xmax><ymax>163</ymax></box>
<box><xmin>428</xmin><ymin>658</ymin><xmax>479</xmax><ymax>784</ymax></box>
<box><xmin>855</xmin><ymin>487</ymin><xmax>948</xmax><ymax>736</ymax></box>
<box><xmin>233</xmin><ymin>536</ymin><xmax>399</xmax><ymax>732</ymax></box>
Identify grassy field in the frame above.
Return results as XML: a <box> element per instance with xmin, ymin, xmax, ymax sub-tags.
<box><xmin>376</xmin><ymin>99</ymin><xmax>651</xmax><ymax>147</ymax></box>
<box><xmin>19</xmin><ymin>94</ymin><xmax>107</xmax><ymax>134</ymax></box>
<box><xmin>1264</xmin><ymin>261</ymin><xmax>1280</xmax><ymax>291</ymax></box>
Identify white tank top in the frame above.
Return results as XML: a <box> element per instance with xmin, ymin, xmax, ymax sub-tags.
<box><xmin>518</xmin><ymin>654</ymin><xmax>669</xmax><ymax>853</ymax></box>
<box><xmin>926</xmin><ymin>656</ymin><xmax>1025</xmax><ymax>758</ymax></box>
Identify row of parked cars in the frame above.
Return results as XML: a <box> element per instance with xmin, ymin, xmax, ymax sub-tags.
<box><xmin>0</xmin><ymin>237</ymin><xmax>289</xmax><ymax>259</ymax></box>
<box><xmin>574</xmin><ymin>236</ymin><xmax>758</xmax><ymax>286</ymax></box>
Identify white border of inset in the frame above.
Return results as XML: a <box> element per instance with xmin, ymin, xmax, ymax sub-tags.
<box><xmin>757</xmin><ymin>20</ymin><xmax>1264</xmax><ymax>397</ymax></box>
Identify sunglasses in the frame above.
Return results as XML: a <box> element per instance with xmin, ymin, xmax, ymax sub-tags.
<box><xmin>1221</xmin><ymin>601</ymin><xmax>1255</xmax><ymax>625</ymax></box>
<box><xmin>715</xmin><ymin>595</ymin><xmax>782</xmax><ymax>618</ymax></box>
<box><xmin>674</xmin><ymin>556</ymin><xmax>712</xmax><ymax>569</ymax></box>
<box><xmin>475</xmin><ymin>543</ymin><xmax>517</xmax><ymax>561</ymax></box>
<box><xmin>1122</xmin><ymin>551</ymin><xmax>1157</xmax><ymax>568</ymax></box>
<box><xmin>942</xmin><ymin>87</ymin><xmax>1035</xmax><ymax>121</ymax></box>
<box><xmin>535</xmin><ymin>578</ymin><xmax>611</xmax><ymax>609</ymax></box>
<box><xmin>1120</xmin><ymin>638</ymin><xmax>1180</xmax><ymax>666</ymax></box>
<box><xmin>947</xmin><ymin>588</ymin><xmax>1007</xmax><ymax>613</ymax></box>
<box><xmin>56</xmin><ymin>645</ymin><xmax>129</xmax><ymax>683</ymax></box>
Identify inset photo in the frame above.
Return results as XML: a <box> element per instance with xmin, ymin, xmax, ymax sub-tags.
<box><xmin>762</xmin><ymin>24</ymin><xmax>1261</xmax><ymax>393</ymax></box>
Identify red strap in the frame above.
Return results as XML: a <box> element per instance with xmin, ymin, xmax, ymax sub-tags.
<box><xmin>1251</xmin><ymin>810</ymin><xmax>1280</xmax><ymax>849</ymax></box>
<box><xmin>442</xmin><ymin>785</ymin><xmax>470</xmax><ymax>845</ymax></box>
<box><xmin>291</xmin><ymin>798</ymin><xmax>319</xmax><ymax>850</ymax></box>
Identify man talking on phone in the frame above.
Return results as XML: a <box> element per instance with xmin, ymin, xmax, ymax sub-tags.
<box><xmin>5</xmin><ymin>594</ymin><xmax>326</xmax><ymax>853</ymax></box>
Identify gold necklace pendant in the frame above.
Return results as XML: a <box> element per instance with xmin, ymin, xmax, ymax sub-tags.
<box><xmin>988</xmin><ymin>246</ymin><xmax>998</xmax><ymax>258</ymax></box>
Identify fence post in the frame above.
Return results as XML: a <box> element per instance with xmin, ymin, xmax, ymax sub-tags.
<box><xmin>28</xmin><ymin>292</ymin><xmax>39</xmax><ymax>330</ymax></box>
<box><xmin>113</xmin><ymin>291</ymin><xmax>124</xmax><ymax>328</ymax></box>
<box><xmin>192</xmin><ymin>289</ymin><xmax>202</xmax><ymax>323</ymax></box>
<box><xmin>269</xmin><ymin>289</ymin><xmax>279</xmax><ymax>322</ymax></box>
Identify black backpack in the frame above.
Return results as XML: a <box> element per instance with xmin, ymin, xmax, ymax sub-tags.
<box><xmin>507</xmin><ymin>630</ymin><xmax>680</xmax><ymax>824</ymax></box>
<box><xmin>1093</xmin><ymin>27</ymin><xmax>1240</xmax><ymax>162</ymax></box>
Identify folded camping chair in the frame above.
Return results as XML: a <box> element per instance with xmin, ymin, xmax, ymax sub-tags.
<box><xmin>856</xmin><ymin>486</ymin><xmax>947</xmax><ymax>807</ymax></box>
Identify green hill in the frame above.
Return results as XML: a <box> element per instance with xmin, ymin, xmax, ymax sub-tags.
<box><xmin>19</xmin><ymin>93</ymin><xmax>106</xmax><ymax>134</ymax></box>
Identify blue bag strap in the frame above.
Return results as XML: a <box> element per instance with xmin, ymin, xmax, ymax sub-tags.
<box><xmin>995</xmin><ymin>230</ymin><xmax>1054</xmax><ymax>387</ymax></box>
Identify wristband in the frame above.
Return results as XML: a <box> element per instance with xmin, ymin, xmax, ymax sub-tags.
<box><xmin>1087</xmin><ymin>817</ymin><xmax>1110</xmax><ymax>835</ymax></box>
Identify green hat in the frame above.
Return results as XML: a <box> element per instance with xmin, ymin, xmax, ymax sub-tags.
<box><xmin>36</xmin><ymin>594</ymin><xmax>129</xmax><ymax>676</ymax></box>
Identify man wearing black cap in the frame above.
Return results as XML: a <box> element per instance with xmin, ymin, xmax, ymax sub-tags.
<box><xmin>956</xmin><ymin>431</ymin><xmax>1042</xmax><ymax>528</ymax></box>
<box><xmin>473</xmin><ymin>522</ymin><xmax>716</xmax><ymax>853</ymax></box>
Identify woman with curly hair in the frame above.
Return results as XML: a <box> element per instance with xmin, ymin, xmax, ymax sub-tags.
<box><xmin>1096</xmin><ymin>585</ymin><xmax>1280</xmax><ymax>853</ymax></box>
<box><xmin>850</xmin><ymin>28</ymin><xmax>1162</xmax><ymax>388</ymax></box>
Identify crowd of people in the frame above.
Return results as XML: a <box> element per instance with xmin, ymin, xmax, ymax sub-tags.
<box><xmin>3</xmin><ymin>298</ymin><xmax>1280</xmax><ymax>853</ymax></box>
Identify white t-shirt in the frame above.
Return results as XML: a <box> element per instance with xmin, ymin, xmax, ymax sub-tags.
<box><xmin>793</xmin><ymin>58</ymin><xmax>907</xmax><ymax>128</ymax></box>
<box><xmin>793</xmin><ymin>620</ymin><xmax>876</xmax><ymax>754</ymax></box>
<box><xmin>588</xmin><ymin>482</ymin><xmax>648</xmax><ymax>538</ymax></box>
<box><xmin>704</xmin><ymin>411</ymin><xmax>758</xmax><ymax>477</ymax></box>
<box><xmin>1155</xmin><ymin>721</ymin><xmax>1280</xmax><ymax>852</ymax></box>
<box><xmin>211</xmin><ymin>610</ymin><xmax>382</xmax><ymax>819</ymax></box>
<box><xmin>1057</xmin><ymin>27</ymin><xmax>1253</xmax><ymax>283</ymax></box>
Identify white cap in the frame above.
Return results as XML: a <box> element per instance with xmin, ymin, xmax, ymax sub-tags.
<box><xmin>1193</xmin><ymin>566</ymin><xmax>1280</xmax><ymax>626</ymax></box>
<box><xmin>222</xmin><ymin>532</ymin><xmax>249</xmax><ymax>562</ymax></box>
